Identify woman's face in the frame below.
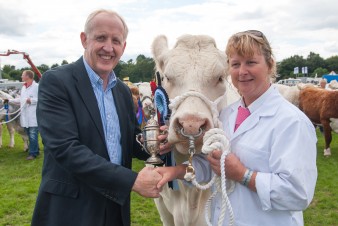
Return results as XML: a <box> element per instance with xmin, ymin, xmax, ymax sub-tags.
<box><xmin>228</xmin><ymin>48</ymin><xmax>271</xmax><ymax>106</ymax></box>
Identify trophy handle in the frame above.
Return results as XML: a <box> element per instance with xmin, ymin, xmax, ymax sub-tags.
<box><xmin>136</xmin><ymin>133</ymin><xmax>145</xmax><ymax>150</ymax></box>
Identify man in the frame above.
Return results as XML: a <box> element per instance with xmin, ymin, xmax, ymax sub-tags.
<box><xmin>319</xmin><ymin>78</ymin><xmax>327</xmax><ymax>89</ymax></box>
<box><xmin>31</xmin><ymin>9</ymin><xmax>162</xmax><ymax>226</ymax></box>
<box><xmin>9</xmin><ymin>70</ymin><xmax>39</xmax><ymax>160</ymax></box>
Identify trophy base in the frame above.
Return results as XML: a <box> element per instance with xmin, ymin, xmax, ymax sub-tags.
<box><xmin>145</xmin><ymin>156</ymin><xmax>164</xmax><ymax>166</ymax></box>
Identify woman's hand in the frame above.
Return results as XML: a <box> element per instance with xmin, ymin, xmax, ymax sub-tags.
<box><xmin>155</xmin><ymin>165</ymin><xmax>186</xmax><ymax>189</ymax></box>
<box><xmin>207</xmin><ymin>151</ymin><xmax>246</xmax><ymax>182</ymax></box>
<box><xmin>158</xmin><ymin>125</ymin><xmax>172</xmax><ymax>155</ymax></box>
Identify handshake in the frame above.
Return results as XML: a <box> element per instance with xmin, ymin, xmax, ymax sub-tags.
<box><xmin>131</xmin><ymin>164</ymin><xmax>185</xmax><ymax>198</ymax></box>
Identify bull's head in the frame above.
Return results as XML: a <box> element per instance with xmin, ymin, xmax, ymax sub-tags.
<box><xmin>152</xmin><ymin>34</ymin><xmax>228</xmax><ymax>156</ymax></box>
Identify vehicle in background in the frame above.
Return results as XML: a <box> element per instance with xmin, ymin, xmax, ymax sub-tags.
<box><xmin>276</xmin><ymin>78</ymin><xmax>302</xmax><ymax>86</ymax></box>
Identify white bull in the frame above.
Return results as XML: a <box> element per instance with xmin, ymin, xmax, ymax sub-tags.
<box><xmin>151</xmin><ymin>34</ymin><xmax>236</xmax><ymax>226</ymax></box>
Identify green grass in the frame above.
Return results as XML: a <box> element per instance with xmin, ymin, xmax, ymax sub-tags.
<box><xmin>0</xmin><ymin>126</ymin><xmax>337</xmax><ymax>225</ymax></box>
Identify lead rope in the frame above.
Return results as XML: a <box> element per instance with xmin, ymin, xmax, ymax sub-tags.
<box><xmin>198</xmin><ymin>128</ymin><xmax>235</xmax><ymax>226</ymax></box>
<box><xmin>0</xmin><ymin>102</ymin><xmax>27</xmax><ymax>125</ymax></box>
<box><xmin>169</xmin><ymin>91</ymin><xmax>234</xmax><ymax>226</ymax></box>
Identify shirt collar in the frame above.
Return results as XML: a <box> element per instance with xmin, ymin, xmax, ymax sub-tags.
<box><xmin>83</xmin><ymin>58</ymin><xmax>117</xmax><ymax>91</ymax></box>
<box><xmin>24</xmin><ymin>81</ymin><xmax>33</xmax><ymax>88</ymax></box>
<box><xmin>242</xmin><ymin>84</ymin><xmax>274</xmax><ymax>113</ymax></box>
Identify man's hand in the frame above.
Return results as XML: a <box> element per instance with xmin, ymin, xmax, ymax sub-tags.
<box><xmin>132</xmin><ymin>166</ymin><xmax>162</xmax><ymax>198</ymax></box>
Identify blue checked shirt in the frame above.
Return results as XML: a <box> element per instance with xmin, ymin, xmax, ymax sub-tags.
<box><xmin>83</xmin><ymin>58</ymin><xmax>122</xmax><ymax>165</ymax></box>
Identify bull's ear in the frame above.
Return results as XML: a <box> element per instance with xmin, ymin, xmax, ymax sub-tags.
<box><xmin>151</xmin><ymin>35</ymin><xmax>169</xmax><ymax>72</ymax></box>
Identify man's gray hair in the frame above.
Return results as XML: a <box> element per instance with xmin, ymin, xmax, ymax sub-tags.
<box><xmin>84</xmin><ymin>9</ymin><xmax>129</xmax><ymax>41</ymax></box>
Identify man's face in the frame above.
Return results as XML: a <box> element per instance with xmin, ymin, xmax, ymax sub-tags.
<box><xmin>81</xmin><ymin>13</ymin><xmax>126</xmax><ymax>78</ymax></box>
<box><xmin>21</xmin><ymin>72</ymin><xmax>28</xmax><ymax>82</ymax></box>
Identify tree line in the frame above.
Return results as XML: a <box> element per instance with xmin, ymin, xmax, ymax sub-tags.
<box><xmin>1</xmin><ymin>52</ymin><xmax>337</xmax><ymax>83</ymax></box>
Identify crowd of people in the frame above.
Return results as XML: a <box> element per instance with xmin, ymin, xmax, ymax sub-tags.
<box><xmin>0</xmin><ymin>8</ymin><xmax>319</xmax><ymax>226</ymax></box>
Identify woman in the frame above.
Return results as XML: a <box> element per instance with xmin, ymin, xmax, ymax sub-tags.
<box><xmin>156</xmin><ymin>30</ymin><xmax>317</xmax><ymax>226</ymax></box>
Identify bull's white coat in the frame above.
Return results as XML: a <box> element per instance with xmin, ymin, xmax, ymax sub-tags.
<box><xmin>151</xmin><ymin>34</ymin><xmax>238</xmax><ymax>226</ymax></box>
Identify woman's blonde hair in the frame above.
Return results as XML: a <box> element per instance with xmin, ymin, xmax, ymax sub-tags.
<box><xmin>225</xmin><ymin>30</ymin><xmax>276</xmax><ymax>78</ymax></box>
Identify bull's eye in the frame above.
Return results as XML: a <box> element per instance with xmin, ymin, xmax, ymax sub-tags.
<box><xmin>218</xmin><ymin>76</ymin><xmax>224</xmax><ymax>82</ymax></box>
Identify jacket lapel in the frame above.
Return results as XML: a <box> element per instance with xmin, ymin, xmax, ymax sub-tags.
<box><xmin>73</xmin><ymin>58</ymin><xmax>106</xmax><ymax>144</ymax></box>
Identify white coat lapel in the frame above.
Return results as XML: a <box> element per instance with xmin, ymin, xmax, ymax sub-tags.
<box><xmin>231</xmin><ymin>87</ymin><xmax>280</xmax><ymax>140</ymax></box>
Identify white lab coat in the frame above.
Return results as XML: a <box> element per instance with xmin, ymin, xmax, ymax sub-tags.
<box><xmin>10</xmin><ymin>81</ymin><xmax>39</xmax><ymax>128</ymax></box>
<box><xmin>194</xmin><ymin>85</ymin><xmax>317</xmax><ymax>226</ymax></box>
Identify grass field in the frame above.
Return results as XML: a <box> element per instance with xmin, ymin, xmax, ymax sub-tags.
<box><xmin>0</xmin><ymin>126</ymin><xmax>337</xmax><ymax>226</ymax></box>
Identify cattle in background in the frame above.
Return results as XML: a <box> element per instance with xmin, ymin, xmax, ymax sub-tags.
<box><xmin>129</xmin><ymin>85</ymin><xmax>140</xmax><ymax>113</ymax></box>
<box><xmin>137</xmin><ymin>82</ymin><xmax>155</xmax><ymax>120</ymax></box>
<box><xmin>328</xmin><ymin>80</ymin><xmax>338</xmax><ymax>90</ymax></box>
<box><xmin>126</xmin><ymin>82</ymin><xmax>155</xmax><ymax>128</ymax></box>
<box><xmin>299</xmin><ymin>87</ymin><xmax>338</xmax><ymax>156</ymax></box>
<box><xmin>274</xmin><ymin>83</ymin><xmax>315</xmax><ymax>107</ymax></box>
<box><xmin>330</xmin><ymin>118</ymin><xmax>338</xmax><ymax>133</ymax></box>
<box><xmin>274</xmin><ymin>84</ymin><xmax>302</xmax><ymax>107</ymax></box>
<box><xmin>151</xmin><ymin>34</ymin><xmax>237</xmax><ymax>226</ymax></box>
<box><xmin>0</xmin><ymin>90</ymin><xmax>29</xmax><ymax>150</ymax></box>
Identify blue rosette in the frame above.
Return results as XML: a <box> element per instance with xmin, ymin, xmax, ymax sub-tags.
<box><xmin>154</xmin><ymin>86</ymin><xmax>171</xmax><ymax>123</ymax></box>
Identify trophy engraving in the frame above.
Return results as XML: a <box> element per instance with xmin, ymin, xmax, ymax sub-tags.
<box><xmin>136</xmin><ymin>115</ymin><xmax>164</xmax><ymax>166</ymax></box>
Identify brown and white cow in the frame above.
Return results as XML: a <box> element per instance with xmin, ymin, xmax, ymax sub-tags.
<box><xmin>299</xmin><ymin>87</ymin><xmax>338</xmax><ymax>156</ymax></box>
<box><xmin>151</xmin><ymin>34</ymin><xmax>234</xmax><ymax>226</ymax></box>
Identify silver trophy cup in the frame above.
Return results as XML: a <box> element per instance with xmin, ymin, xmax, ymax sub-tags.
<box><xmin>136</xmin><ymin>115</ymin><xmax>164</xmax><ymax>166</ymax></box>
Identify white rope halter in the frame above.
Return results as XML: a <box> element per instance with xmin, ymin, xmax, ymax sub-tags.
<box><xmin>197</xmin><ymin>128</ymin><xmax>235</xmax><ymax>226</ymax></box>
<box><xmin>0</xmin><ymin>102</ymin><xmax>27</xmax><ymax>125</ymax></box>
<box><xmin>168</xmin><ymin>91</ymin><xmax>226</xmax><ymax>128</ymax></box>
<box><xmin>168</xmin><ymin>90</ymin><xmax>234</xmax><ymax>226</ymax></box>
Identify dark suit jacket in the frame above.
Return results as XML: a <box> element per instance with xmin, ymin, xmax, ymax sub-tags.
<box><xmin>31</xmin><ymin>57</ymin><xmax>148</xmax><ymax>226</ymax></box>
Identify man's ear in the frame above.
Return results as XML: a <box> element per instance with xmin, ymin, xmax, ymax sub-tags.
<box><xmin>80</xmin><ymin>32</ymin><xmax>87</xmax><ymax>49</ymax></box>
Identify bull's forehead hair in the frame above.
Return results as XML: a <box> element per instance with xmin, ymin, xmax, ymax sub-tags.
<box><xmin>165</xmin><ymin>50</ymin><xmax>227</xmax><ymax>79</ymax></box>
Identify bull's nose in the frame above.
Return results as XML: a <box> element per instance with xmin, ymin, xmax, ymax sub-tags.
<box><xmin>178</xmin><ymin>115</ymin><xmax>206</xmax><ymax>135</ymax></box>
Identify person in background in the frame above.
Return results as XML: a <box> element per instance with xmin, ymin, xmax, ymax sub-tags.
<box><xmin>319</xmin><ymin>78</ymin><xmax>327</xmax><ymax>89</ymax></box>
<box><xmin>8</xmin><ymin>69</ymin><xmax>39</xmax><ymax>160</ymax></box>
<box><xmin>31</xmin><ymin>9</ymin><xmax>162</xmax><ymax>226</ymax></box>
<box><xmin>156</xmin><ymin>30</ymin><xmax>317</xmax><ymax>226</ymax></box>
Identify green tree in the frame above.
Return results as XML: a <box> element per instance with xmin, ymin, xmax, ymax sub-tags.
<box><xmin>277</xmin><ymin>55</ymin><xmax>306</xmax><ymax>80</ymax></box>
<box><xmin>325</xmin><ymin>56</ymin><xmax>338</xmax><ymax>72</ymax></box>
<box><xmin>37</xmin><ymin>64</ymin><xmax>50</xmax><ymax>74</ymax></box>
<box><xmin>312</xmin><ymin>67</ymin><xmax>329</xmax><ymax>77</ymax></box>
<box><xmin>61</xmin><ymin>60</ymin><xmax>69</xmax><ymax>65</ymax></box>
<box><xmin>51</xmin><ymin>63</ymin><xmax>59</xmax><ymax>69</ymax></box>
<box><xmin>8</xmin><ymin>70</ymin><xmax>22</xmax><ymax>81</ymax></box>
<box><xmin>118</xmin><ymin>55</ymin><xmax>155</xmax><ymax>83</ymax></box>
<box><xmin>133</xmin><ymin>55</ymin><xmax>155</xmax><ymax>82</ymax></box>
<box><xmin>305</xmin><ymin>52</ymin><xmax>326</xmax><ymax>76</ymax></box>
<box><xmin>2</xmin><ymin>65</ymin><xmax>13</xmax><ymax>74</ymax></box>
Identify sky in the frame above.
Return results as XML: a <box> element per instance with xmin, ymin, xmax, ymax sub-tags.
<box><xmin>1</xmin><ymin>0</ymin><xmax>338</xmax><ymax>70</ymax></box>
